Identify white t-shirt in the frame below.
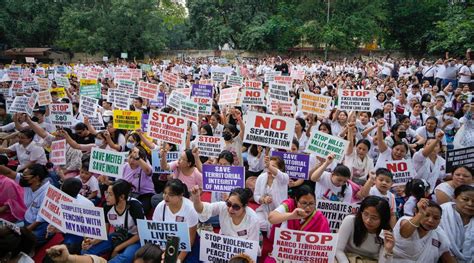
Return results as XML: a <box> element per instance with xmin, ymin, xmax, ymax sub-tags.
<box><xmin>412</xmin><ymin>151</ymin><xmax>446</xmax><ymax>193</ymax></box>
<box><xmin>369</xmin><ymin>186</ymin><xmax>396</xmax><ymax>213</ymax></box>
<box><xmin>315</xmin><ymin>171</ymin><xmax>352</xmax><ymax>203</ymax></box>
<box><xmin>77</xmin><ymin>175</ymin><xmax>101</xmax><ymax>199</ymax></box>
<box><xmin>8</xmin><ymin>142</ymin><xmax>48</xmax><ymax>171</ymax></box>
<box><xmin>415</xmin><ymin>126</ymin><xmax>447</xmax><ymax>146</ymax></box>
<box><xmin>152</xmin><ymin>198</ymin><xmax>198</xmax><ymax>228</ymax></box>
<box><xmin>459</xmin><ymin>65</ymin><xmax>472</xmax><ymax>83</ymax></box>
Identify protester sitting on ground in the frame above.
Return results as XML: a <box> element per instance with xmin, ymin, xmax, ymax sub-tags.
<box><xmin>0</xmin><ymin>225</ymin><xmax>36</xmax><ymax>263</ymax></box>
<box><xmin>439</xmin><ymin>185</ymin><xmax>474</xmax><ymax>263</ymax></box>
<box><xmin>435</xmin><ymin>165</ymin><xmax>473</xmax><ymax>204</ymax></box>
<box><xmin>0</xmin><ymin>129</ymin><xmax>48</xmax><ymax>171</ymax></box>
<box><xmin>160</xmin><ymin>146</ymin><xmax>202</xmax><ymax>192</ymax></box>
<box><xmin>344</xmin><ymin>122</ymin><xmax>374</xmax><ymax>186</ymax></box>
<box><xmin>0</xmin><ymin>155</ymin><xmax>26</xmax><ymax>222</ymax></box>
<box><xmin>336</xmin><ymin>196</ymin><xmax>395</xmax><ymax>263</ymax></box>
<box><xmin>47</xmin><ymin>244</ymin><xmax>107</xmax><ymax>263</ymax></box>
<box><xmin>311</xmin><ymin>154</ymin><xmax>353</xmax><ymax>203</ymax></box>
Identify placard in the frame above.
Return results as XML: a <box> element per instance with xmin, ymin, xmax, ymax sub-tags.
<box><xmin>271</xmin><ymin>151</ymin><xmax>310</xmax><ymax>180</ymax></box>
<box><xmin>147</xmin><ymin>110</ymin><xmax>188</xmax><ymax>148</ymax></box>
<box><xmin>25</xmin><ymin>57</ymin><xmax>35</xmax><ymax>63</ymax></box>
<box><xmin>117</xmin><ymin>79</ymin><xmax>136</xmax><ymax>95</ymax></box>
<box><xmin>8</xmin><ymin>96</ymin><xmax>30</xmax><ymax>114</ymax></box>
<box><xmin>274</xmin><ymin>76</ymin><xmax>293</xmax><ymax>86</ymax></box>
<box><xmin>113</xmin><ymin>109</ymin><xmax>141</xmax><ymax>130</ymax></box>
<box><xmin>306</xmin><ymin>131</ymin><xmax>349</xmax><ymax>162</ymax></box>
<box><xmin>226</xmin><ymin>75</ymin><xmax>243</xmax><ymax>87</ymax></box>
<box><xmin>39</xmin><ymin>185</ymin><xmax>75</xmax><ymax>232</ymax></box>
<box><xmin>55</xmin><ymin>76</ymin><xmax>70</xmax><ymax>88</ymax></box>
<box><xmin>240</xmin><ymin>88</ymin><xmax>266</xmax><ymax>106</ymax></box>
<box><xmin>298</xmin><ymin>92</ymin><xmax>332</xmax><ymax>118</ymax></box>
<box><xmin>138</xmin><ymin>81</ymin><xmax>159</xmax><ymax>100</ymax></box>
<box><xmin>385</xmin><ymin>160</ymin><xmax>415</xmax><ymax>187</ymax></box>
<box><xmin>150</xmin><ymin>92</ymin><xmax>167</xmax><ymax>109</ymax></box>
<box><xmin>121</xmin><ymin>52</ymin><xmax>128</xmax><ymax>59</ymax></box>
<box><xmin>196</xmin><ymin>135</ymin><xmax>225</xmax><ymax>158</ymax></box>
<box><xmin>337</xmin><ymin>89</ymin><xmax>374</xmax><ymax>112</ymax></box>
<box><xmin>50</xmin><ymin>103</ymin><xmax>74</xmax><ymax>127</ymax></box>
<box><xmin>218</xmin><ymin>87</ymin><xmax>240</xmax><ymax>106</ymax></box>
<box><xmin>151</xmin><ymin>151</ymin><xmax>179</xmax><ymax>174</ymax></box>
<box><xmin>200</xmin><ymin>231</ymin><xmax>258</xmax><ymax>263</ymax></box>
<box><xmin>108</xmin><ymin>88</ymin><xmax>130</xmax><ymax>110</ymax></box>
<box><xmin>264</xmin><ymin>71</ymin><xmax>282</xmax><ymax>82</ymax></box>
<box><xmin>80</xmin><ymin>79</ymin><xmax>101</xmax><ymax>98</ymax></box>
<box><xmin>163</xmin><ymin>72</ymin><xmax>179</xmax><ymax>87</ymax></box>
<box><xmin>269</xmin><ymin>83</ymin><xmax>291</xmax><ymax>102</ymax></box>
<box><xmin>316</xmin><ymin>200</ymin><xmax>360</xmax><ymax>232</ymax></box>
<box><xmin>50</xmin><ymin>139</ymin><xmax>67</xmax><ymax>165</ymax></box>
<box><xmin>291</xmin><ymin>70</ymin><xmax>306</xmax><ymax>80</ymax></box>
<box><xmin>179</xmin><ymin>99</ymin><xmax>199</xmax><ymax>123</ymax></box>
<box><xmin>446</xmin><ymin>146</ymin><xmax>474</xmax><ymax>173</ymax></box>
<box><xmin>202</xmin><ymin>165</ymin><xmax>245</xmax><ymax>192</ymax></box>
<box><xmin>273</xmin><ymin>228</ymin><xmax>337</xmax><ymax>263</ymax></box>
<box><xmin>79</xmin><ymin>96</ymin><xmax>99</xmax><ymax>117</ymax></box>
<box><xmin>60</xmin><ymin>202</ymin><xmax>107</xmax><ymax>240</ymax></box>
<box><xmin>243</xmin><ymin>81</ymin><xmax>262</xmax><ymax>90</ymax></box>
<box><xmin>243</xmin><ymin>112</ymin><xmax>295</xmax><ymax>151</ymax></box>
<box><xmin>37</xmin><ymin>90</ymin><xmax>52</xmax><ymax>106</ymax></box>
<box><xmin>211</xmin><ymin>71</ymin><xmax>226</xmax><ymax>82</ymax></box>
<box><xmin>37</xmin><ymin>78</ymin><xmax>50</xmax><ymax>90</ymax></box>
<box><xmin>50</xmin><ymin>87</ymin><xmax>67</xmax><ymax>98</ymax></box>
<box><xmin>268</xmin><ymin>98</ymin><xmax>294</xmax><ymax>115</ymax></box>
<box><xmin>89</xmin><ymin>147</ymin><xmax>127</xmax><ymax>178</ymax></box>
<box><xmin>168</xmin><ymin>90</ymin><xmax>188</xmax><ymax>111</ymax></box>
<box><xmin>26</xmin><ymin>92</ymin><xmax>38</xmax><ymax>117</ymax></box>
<box><xmin>191</xmin><ymin>83</ymin><xmax>213</xmax><ymax>114</ymax></box>
<box><xmin>137</xmin><ymin>219</ymin><xmax>191</xmax><ymax>251</ymax></box>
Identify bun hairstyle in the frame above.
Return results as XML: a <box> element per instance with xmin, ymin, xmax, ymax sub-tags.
<box><xmin>229</xmin><ymin>188</ymin><xmax>253</xmax><ymax>207</ymax></box>
<box><xmin>0</xmin><ymin>226</ymin><xmax>36</xmax><ymax>260</ymax></box>
<box><xmin>134</xmin><ymin>243</ymin><xmax>163</xmax><ymax>263</ymax></box>
<box><xmin>218</xmin><ymin>150</ymin><xmax>234</xmax><ymax>165</ymax></box>
<box><xmin>165</xmin><ymin>179</ymin><xmax>190</xmax><ymax>198</ymax></box>
<box><xmin>356</xmin><ymin>139</ymin><xmax>371</xmax><ymax>150</ymax></box>
<box><xmin>405</xmin><ymin>179</ymin><xmax>430</xmax><ymax>200</ymax></box>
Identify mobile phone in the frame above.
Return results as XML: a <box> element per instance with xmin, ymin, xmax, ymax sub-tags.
<box><xmin>164</xmin><ymin>236</ymin><xmax>180</xmax><ymax>263</ymax></box>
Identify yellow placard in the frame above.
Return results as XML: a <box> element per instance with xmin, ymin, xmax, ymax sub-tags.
<box><xmin>80</xmin><ymin>79</ymin><xmax>98</xmax><ymax>86</ymax></box>
<box><xmin>50</xmin><ymin>87</ymin><xmax>66</xmax><ymax>98</ymax></box>
<box><xmin>113</xmin><ymin>110</ymin><xmax>141</xmax><ymax>130</ymax></box>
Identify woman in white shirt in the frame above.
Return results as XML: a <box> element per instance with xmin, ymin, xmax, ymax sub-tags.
<box><xmin>344</xmin><ymin>122</ymin><xmax>374</xmax><ymax>186</ymax></box>
<box><xmin>311</xmin><ymin>154</ymin><xmax>353</xmax><ymax>203</ymax></box>
<box><xmin>336</xmin><ymin>196</ymin><xmax>395</xmax><ymax>263</ymax></box>
<box><xmin>190</xmin><ymin>186</ymin><xmax>260</xmax><ymax>243</ymax></box>
<box><xmin>412</xmin><ymin>132</ymin><xmax>446</xmax><ymax>192</ymax></box>
<box><xmin>152</xmin><ymin>179</ymin><xmax>198</xmax><ymax>262</ymax></box>
<box><xmin>435</xmin><ymin>165</ymin><xmax>473</xmax><ymax>205</ymax></box>
<box><xmin>0</xmin><ymin>129</ymin><xmax>47</xmax><ymax>172</ymax></box>
<box><xmin>294</xmin><ymin>117</ymin><xmax>308</xmax><ymax>152</ymax></box>
<box><xmin>439</xmin><ymin>185</ymin><xmax>474</xmax><ymax>263</ymax></box>
<box><xmin>392</xmin><ymin>199</ymin><xmax>455</xmax><ymax>262</ymax></box>
<box><xmin>254</xmin><ymin>155</ymin><xmax>289</xmax><ymax>233</ymax></box>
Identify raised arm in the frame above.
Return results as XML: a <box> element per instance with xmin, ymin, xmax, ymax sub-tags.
<box><xmin>376</xmin><ymin>118</ymin><xmax>388</xmax><ymax>153</ymax></box>
<box><xmin>25</xmin><ymin>115</ymin><xmax>49</xmax><ymax>139</ymax></box>
<box><xmin>399</xmin><ymin>198</ymin><xmax>428</xmax><ymax>238</ymax></box>
<box><xmin>192</xmin><ymin>147</ymin><xmax>202</xmax><ymax>173</ymax></box>
<box><xmin>0</xmin><ymin>165</ymin><xmax>17</xmax><ymax>180</ymax></box>
<box><xmin>190</xmin><ymin>185</ymin><xmax>204</xmax><ymax>214</ymax></box>
<box><xmin>135</xmin><ymin>129</ymin><xmax>158</xmax><ymax>150</ymax></box>
<box><xmin>310</xmin><ymin>154</ymin><xmax>335</xmax><ymax>182</ymax></box>
<box><xmin>159</xmin><ymin>146</ymin><xmax>171</xmax><ymax>171</ymax></box>
<box><xmin>421</xmin><ymin>131</ymin><xmax>444</xmax><ymax>157</ymax></box>
<box><xmin>346</xmin><ymin>122</ymin><xmax>356</xmax><ymax>153</ymax></box>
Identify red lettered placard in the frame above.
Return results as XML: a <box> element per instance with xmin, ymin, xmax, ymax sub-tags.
<box><xmin>147</xmin><ymin>110</ymin><xmax>188</xmax><ymax>148</ymax></box>
<box><xmin>138</xmin><ymin>81</ymin><xmax>159</xmax><ymax>100</ymax></box>
<box><xmin>243</xmin><ymin>112</ymin><xmax>295</xmax><ymax>150</ymax></box>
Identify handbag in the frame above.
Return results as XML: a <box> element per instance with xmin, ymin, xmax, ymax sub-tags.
<box><xmin>110</xmin><ymin>205</ymin><xmax>132</xmax><ymax>248</ymax></box>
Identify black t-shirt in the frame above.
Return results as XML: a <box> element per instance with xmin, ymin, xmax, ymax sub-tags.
<box><xmin>73</xmin><ymin>134</ymin><xmax>95</xmax><ymax>144</ymax></box>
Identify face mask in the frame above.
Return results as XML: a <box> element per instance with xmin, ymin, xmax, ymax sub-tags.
<box><xmin>103</xmin><ymin>116</ymin><xmax>111</xmax><ymax>123</ymax></box>
<box><xmin>95</xmin><ymin>139</ymin><xmax>104</xmax><ymax>146</ymax></box>
<box><xmin>126</xmin><ymin>142</ymin><xmax>135</xmax><ymax>149</ymax></box>
<box><xmin>19</xmin><ymin>177</ymin><xmax>32</xmax><ymax>187</ymax></box>
<box><xmin>444</xmin><ymin>115</ymin><xmax>452</xmax><ymax>120</ymax></box>
<box><xmin>387</xmin><ymin>93</ymin><xmax>393</xmax><ymax>97</ymax></box>
<box><xmin>222</xmin><ymin>132</ymin><xmax>232</xmax><ymax>141</ymax></box>
<box><xmin>31</xmin><ymin>116</ymin><xmax>39</xmax><ymax>122</ymax></box>
<box><xmin>398</xmin><ymin>131</ymin><xmax>407</xmax><ymax>138</ymax></box>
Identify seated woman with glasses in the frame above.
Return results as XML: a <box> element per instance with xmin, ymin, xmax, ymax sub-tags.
<box><xmin>264</xmin><ymin>185</ymin><xmax>330</xmax><ymax>263</ymax></box>
<box><xmin>190</xmin><ymin>186</ymin><xmax>260</xmax><ymax>243</ymax></box>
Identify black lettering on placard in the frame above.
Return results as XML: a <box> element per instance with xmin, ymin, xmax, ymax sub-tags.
<box><xmin>446</xmin><ymin>146</ymin><xmax>474</xmax><ymax>172</ymax></box>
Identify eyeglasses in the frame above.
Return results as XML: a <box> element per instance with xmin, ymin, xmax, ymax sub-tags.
<box><xmin>225</xmin><ymin>200</ymin><xmax>242</xmax><ymax>211</ymax></box>
<box><xmin>362</xmin><ymin>212</ymin><xmax>380</xmax><ymax>222</ymax></box>
<box><xmin>298</xmin><ymin>201</ymin><xmax>316</xmax><ymax>208</ymax></box>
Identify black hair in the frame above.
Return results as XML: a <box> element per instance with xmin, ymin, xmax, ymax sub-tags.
<box><xmin>391</xmin><ymin>123</ymin><xmax>403</xmax><ymax>134</ymax></box>
<box><xmin>376</xmin><ymin>92</ymin><xmax>386</xmax><ymax>101</ymax></box>
<box><xmin>454</xmin><ymin>185</ymin><xmax>474</xmax><ymax>198</ymax></box>
<box><xmin>355</xmin><ymin>139</ymin><xmax>371</xmax><ymax>150</ymax></box>
<box><xmin>201</xmin><ymin>124</ymin><xmax>213</xmax><ymax>136</ymax></box>
<box><xmin>405</xmin><ymin>179</ymin><xmax>430</xmax><ymax>200</ymax></box>
<box><xmin>318</xmin><ymin>122</ymin><xmax>332</xmax><ymax>135</ymax></box>
<box><xmin>293</xmin><ymin>185</ymin><xmax>315</xmax><ymax>202</ymax></box>
<box><xmin>74</xmin><ymin>122</ymin><xmax>87</xmax><ymax>131</ymax></box>
<box><xmin>415</xmin><ymin>200</ymin><xmax>442</xmax><ymax>215</ymax></box>
<box><xmin>25</xmin><ymin>164</ymin><xmax>49</xmax><ymax>181</ymax></box>
<box><xmin>295</xmin><ymin>117</ymin><xmax>306</xmax><ymax>132</ymax></box>
<box><xmin>249</xmin><ymin>144</ymin><xmax>258</xmax><ymax>157</ymax></box>
<box><xmin>426</xmin><ymin>116</ymin><xmax>438</xmax><ymax>125</ymax></box>
<box><xmin>134</xmin><ymin>97</ymin><xmax>143</xmax><ymax>103</ymax></box>
<box><xmin>229</xmin><ymin>188</ymin><xmax>253</xmax><ymax>207</ymax></box>
<box><xmin>333</xmin><ymin>164</ymin><xmax>351</xmax><ymax>199</ymax></box>
<box><xmin>111</xmin><ymin>179</ymin><xmax>133</xmax><ymax>202</ymax></box>
<box><xmin>218</xmin><ymin>150</ymin><xmax>234</xmax><ymax>165</ymax></box>
<box><xmin>372</xmin><ymin>109</ymin><xmax>384</xmax><ymax>119</ymax></box>
<box><xmin>452</xmin><ymin>165</ymin><xmax>473</xmax><ymax>177</ymax></box>
<box><xmin>128</xmin><ymin>133</ymin><xmax>142</xmax><ymax>144</ymax></box>
<box><xmin>375</xmin><ymin>168</ymin><xmax>393</xmax><ymax>179</ymax></box>
<box><xmin>270</xmin><ymin>156</ymin><xmax>286</xmax><ymax>172</ymax></box>
<box><xmin>20</xmin><ymin>129</ymin><xmax>35</xmax><ymax>140</ymax></box>
<box><xmin>353</xmin><ymin>196</ymin><xmax>391</xmax><ymax>247</ymax></box>
<box><xmin>398</xmin><ymin>115</ymin><xmax>409</xmax><ymax>123</ymax></box>
<box><xmin>134</xmin><ymin>243</ymin><xmax>163</xmax><ymax>263</ymax></box>
<box><xmin>164</xmin><ymin>179</ymin><xmax>190</xmax><ymax>198</ymax></box>
<box><xmin>392</xmin><ymin>141</ymin><xmax>409</xmax><ymax>153</ymax></box>
<box><xmin>0</xmin><ymin>155</ymin><xmax>8</xmax><ymax>166</ymax></box>
<box><xmin>292</xmin><ymin>137</ymin><xmax>300</xmax><ymax>150</ymax></box>
<box><xmin>184</xmin><ymin>149</ymin><xmax>196</xmax><ymax>167</ymax></box>
<box><xmin>442</xmin><ymin>107</ymin><xmax>455</xmax><ymax>115</ymax></box>
<box><xmin>224</xmin><ymin>123</ymin><xmax>239</xmax><ymax>137</ymax></box>
<box><xmin>0</xmin><ymin>226</ymin><xmax>36</xmax><ymax>260</ymax></box>
<box><xmin>81</xmin><ymin>160</ymin><xmax>90</xmax><ymax>172</ymax></box>
<box><xmin>210</xmin><ymin>113</ymin><xmax>221</xmax><ymax>123</ymax></box>
<box><xmin>61</xmin><ymin>177</ymin><xmax>83</xmax><ymax>198</ymax></box>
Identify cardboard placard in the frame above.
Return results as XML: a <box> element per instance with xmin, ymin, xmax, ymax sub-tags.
<box><xmin>150</xmin><ymin>92</ymin><xmax>167</xmax><ymax>109</ymax></box>
<box><xmin>80</xmin><ymin>79</ymin><xmax>101</xmax><ymax>99</ymax></box>
<box><xmin>269</xmin><ymin>83</ymin><xmax>291</xmax><ymax>102</ymax></box>
<box><xmin>264</xmin><ymin>71</ymin><xmax>282</xmax><ymax>82</ymax></box>
<box><xmin>55</xmin><ymin>76</ymin><xmax>70</xmax><ymax>88</ymax></box>
<box><xmin>151</xmin><ymin>151</ymin><xmax>179</xmax><ymax>174</ymax></box>
<box><xmin>298</xmin><ymin>92</ymin><xmax>332</xmax><ymax>118</ymax></box>
<box><xmin>199</xmin><ymin>231</ymin><xmax>258</xmax><ymax>263</ymax></box>
<box><xmin>316</xmin><ymin>200</ymin><xmax>360</xmax><ymax>232</ymax></box>
<box><xmin>37</xmin><ymin>78</ymin><xmax>50</xmax><ymax>90</ymax></box>
<box><xmin>137</xmin><ymin>219</ymin><xmax>191</xmax><ymax>251</ymax></box>
<box><xmin>243</xmin><ymin>80</ymin><xmax>262</xmax><ymax>90</ymax></box>
<box><xmin>218</xmin><ymin>87</ymin><xmax>240</xmax><ymax>106</ymax></box>
<box><xmin>179</xmin><ymin>99</ymin><xmax>199</xmax><ymax>123</ymax></box>
<box><xmin>50</xmin><ymin>87</ymin><xmax>67</xmax><ymax>98</ymax></box>
<box><xmin>108</xmin><ymin>88</ymin><xmax>130</xmax><ymax>110</ymax></box>
<box><xmin>26</xmin><ymin>92</ymin><xmax>38</xmax><ymax>117</ymax></box>
<box><xmin>337</xmin><ymin>89</ymin><xmax>374</xmax><ymax>112</ymax></box>
<box><xmin>8</xmin><ymin>96</ymin><xmax>30</xmax><ymax>114</ymax></box>
<box><xmin>37</xmin><ymin>90</ymin><xmax>52</xmax><ymax>106</ymax></box>
<box><xmin>39</xmin><ymin>185</ymin><xmax>75</xmax><ymax>232</ymax></box>
<box><xmin>25</xmin><ymin>57</ymin><xmax>35</xmax><ymax>63</ymax></box>
<box><xmin>273</xmin><ymin>228</ymin><xmax>337</xmax><ymax>263</ymax></box>
<box><xmin>50</xmin><ymin>139</ymin><xmax>67</xmax><ymax>165</ymax></box>
<box><xmin>271</xmin><ymin>151</ymin><xmax>310</xmax><ymax>180</ymax></box>
<box><xmin>79</xmin><ymin>96</ymin><xmax>99</xmax><ymax>117</ymax></box>
<box><xmin>211</xmin><ymin>71</ymin><xmax>226</xmax><ymax>82</ymax></box>
<box><xmin>163</xmin><ymin>72</ymin><xmax>179</xmax><ymax>87</ymax></box>
<box><xmin>196</xmin><ymin>135</ymin><xmax>225</xmax><ymax>158</ymax></box>
<box><xmin>274</xmin><ymin>76</ymin><xmax>293</xmax><ymax>86</ymax></box>
<box><xmin>117</xmin><ymin>79</ymin><xmax>136</xmax><ymax>94</ymax></box>
<box><xmin>268</xmin><ymin>98</ymin><xmax>294</xmax><ymax>115</ymax></box>
<box><xmin>50</xmin><ymin>103</ymin><xmax>74</xmax><ymax>127</ymax></box>
<box><xmin>385</xmin><ymin>160</ymin><xmax>415</xmax><ymax>187</ymax></box>
<box><xmin>168</xmin><ymin>90</ymin><xmax>188</xmax><ymax>111</ymax></box>
<box><xmin>240</xmin><ymin>88</ymin><xmax>266</xmax><ymax>106</ymax></box>
<box><xmin>243</xmin><ymin>112</ymin><xmax>295</xmax><ymax>151</ymax></box>
<box><xmin>89</xmin><ymin>148</ymin><xmax>127</xmax><ymax>178</ymax></box>
<box><xmin>306</xmin><ymin>131</ymin><xmax>349</xmax><ymax>162</ymax></box>
<box><xmin>291</xmin><ymin>70</ymin><xmax>305</xmax><ymax>80</ymax></box>
<box><xmin>191</xmin><ymin>83</ymin><xmax>213</xmax><ymax>114</ymax></box>
<box><xmin>226</xmin><ymin>75</ymin><xmax>244</xmax><ymax>87</ymax></box>
<box><xmin>445</xmin><ymin>146</ymin><xmax>474</xmax><ymax>173</ymax></box>
<box><xmin>202</xmin><ymin>165</ymin><xmax>245</xmax><ymax>192</ymax></box>
<box><xmin>60</xmin><ymin>202</ymin><xmax>107</xmax><ymax>240</ymax></box>
<box><xmin>113</xmin><ymin>109</ymin><xmax>141</xmax><ymax>130</ymax></box>
<box><xmin>138</xmin><ymin>81</ymin><xmax>159</xmax><ymax>100</ymax></box>
<box><xmin>147</xmin><ymin>110</ymin><xmax>188</xmax><ymax>148</ymax></box>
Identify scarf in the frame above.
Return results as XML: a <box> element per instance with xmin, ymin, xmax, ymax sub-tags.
<box><xmin>0</xmin><ymin>176</ymin><xmax>26</xmax><ymax>221</ymax></box>
<box><xmin>440</xmin><ymin>202</ymin><xmax>473</xmax><ymax>262</ymax></box>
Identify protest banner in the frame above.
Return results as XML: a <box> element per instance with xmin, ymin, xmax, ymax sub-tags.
<box><xmin>191</xmin><ymin>84</ymin><xmax>213</xmax><ymax>98</ymax></box>
<box><xmin>50</xmin><ymin>139</ymin><xmax>67</xmax><ymax>165</ymax></box>
<box><xmin>60</xmin><ymin>202</ymin><xmax>107</xmax><ymax>240</ymax></box>
<box><xmin>147</xmin><ymin>110</ymin><xmax>188</xmax><ymax>148</ymax></box>
<box><xmin>137</xmin><ymin>219</ymin><xmax>191</xmax><ymax>251</ymax></box>
<box><xmin>88</xmin><ymin>114</ymin><xmax>105</xmax><ymax>130</ymax></box>
<box><xmin>39</xmin><ymin>184</ymin><xmax>75</xmax><ymax>232</ymax></box>
<box><xmin>168</xmin><ymin>90</ymin><xmax>188</xmax><ymax>111</ymax></box>
<box><xmin>446</xmin><ymin>146</ymin><xmax>474</xmax><ymax>173</ymax></box>
<box><xmin>240</xmin><ymin>88</ymin><xmax>266</xmax><ymax>107</ymax></box>
<box><xmin>108</xmin><ymin>88</ymin><xmax>130</xmax><ymax>110</ymax></box>
<box><xmin>141</xmin><ymin>114</ymin><xmax>149</xmax><ymax>131</ymax></box>
<box><xmin>113</xmin><ymin>109</ymin><xmax>141</xmax><ymax>130</ymax></box>
<box><xmin>200</xmin><ymin>231</ymin><xmax>258</xmax><ymax>263</ymax></box>
<box><xmin>150</xmin><ymin>92</ymin><xmax>167</xmax><ymax>108</ymax></box>
<box><xmin>8</xmin><ymin>96</ymin><xmax>29</xmax><ymax>114</ymax></box>
<box><xmin>337</xmin><ymin>89</ymin><xmax>374</xmax><ymax>112</ymax></box>
<box><xmin>385</xmin><ymin>160</ymin><xmax>415</xmax><ymax>187</ymax></box>
<box><xmin>86</xmin><ymin>68</ymin><xmax>103</xmax><ymax>80</ymax></box>
<box><xmin>117</xmin><ymin>79</ymin><xmax>136</xmax><ymax>94</ymax></box>
<box><xmin>298</xmin><ymin>92</ymin><xmax>332</xmax><ymax>118</ymax></box>
<box><xmin>291</xmin><ymin>70</ymin><xmax>306</xmax><ymax>80</ymax></box>
<box><xmin>140</xmin><ymin>64</ymin><xmax>152</xmax><ymax>72</ymax></box>
<box><xmin>25</xmin><ymin>57</ymin><xmax>35</xmax><ymax>63</ymax></box>
<box><xmin>37</xmin><ymin>78</ymin><xmax>50</xmax><ymax>90</ymax></box>
<box><xmin>177</xmin><ymin>79</ymin><xmax>186</xmax><ymax>89</ymax></box>
<box><xmin>22</xmin><ymin>78</ymin><xmax>39</xmax><ymax>90</ymax></box>
<box><xmin>121</xmin><ymin>52</ymin><xmax>128</xmax><ymax>59</ymax></box>
<box><xmin>316</xmin><ymin>200</ymin><xmax>360</xmax><ymax>232</ymax></box>
<box><xmin>138</xmin><ymin>81</ymin><xmax>159</xmax><ymax>100</ymax></box>
<box><xmin>129</xmin><ymin>69</ymin><xmax>142</xmax><ymax>80</ymax></box>
<box><xmin>37</xmin><ymin>90</ymin><xmax>52</xmax><ymax>106</ymax></box>
<box><xmin>243</xmin><ymin>112</ymin><xmax>295</xmax><ymax>151</ymax></box>
<box><xmin>79</xmin><ymin>96</ymin><xmax>99</xmax><ymax>117</ymax></box>
<box><xmin>80</xmin><ymin>79</ymin><xmax>101</xmax><ymax>98</ymax></box>
<box><xmin>274</xmin><ymin>76</ymin><xmax>293</xmax><ymax>86</ymax></box>
<box><xmin>273</xmin><ymin>228</ymin><xmax>337</xmax><ymax>263</ymax></box>
<box><xmin>211</xmin><ymin>71</ymin><xmax>226</xmax><ymax>82</ymax></box>
<box><xmin>226</xmin><ymin>75</ymin><xmax>244</xmax><ymax>87</ymax></box>
<box><xmin>269</xmin><ymin>83</ymin><xmax>291</xmax><ymax>102</ymax></box>
<box><xmin>163</xmin><ymin>72</ymin><xmax>179</xmax><ymax>87</ymax></box>
<box><xmin>50</xmin><ymin>87</ymin><xmax>67</xmax><ymax>98</ymax></box>
<box><xmin>151</xmin><ymin>151</ymin><xmax>179</xmax><ymax>174</ymax></box>
<box><xmin>196</xmin><ymin>135</ymin><xmax>225</xmax><ymax>158</ymax></box>
<box><xmin>175</xmin><ymin>87</ymin><xmax>191</xmax><ymax>97</ymax></box>
<box><xmin>50</xmin><ymin>103</ymin><xmax>74</xmax><ymax>127</ymax></box>
<box><xmin>35</xmin><ymin>68</ymin><xmax>46</xmax><ymax>77</ymax></box>
<box><xmin>264</xmin><ymin>71</ymin><xmax>282</xmax><ymax>82</ymax></box>
<box><xmin>55</xmin><ymin>76</ymin><xmax>70</xmax><ymax>88</ymax></box>
<box><xmin>218</xmin><ymin>87</ymin><xmax>240</xmax><ymax>106</ymax></box>
<box><xmin>202</xmin><ymin>165</ymin><xmax>245</xmax><ymax>192</ymax></box>
<box><xmin>26</xmin><ymin>92</ymin><xmax>38</xmax><ymax>117</ymax></box>
<box><xmin>89</xmin><ymin>147</ymin><xmax>127</xmax><ymax>178</ymax></box>
<box><xmin>7</xmin><ymin>70</ymin><xmax>20</xmax><ymax>81</ymax></box>
<box><xmin>193</xmin><ymin>96</ymin><xmax>213</xmax><ymax>115</ymax></box>
<box><xmin>306</xmin><ymin>131</ymin><xmax>349</xmax><ymax>162</ymax></box>
<box><xmin>268</xmin><ymin>98</ymin><xmax>294</xmax><ymax>115</ymax></box>
<box><xmin>179</xmin><ymin>99</ymin><xmax>199</xmax><ymax>123</ymax></box>
<box><xmin>271</xmin><ymin>151</ymin><xmax>310</xmax><ymax>180</ymax></box>
<box><xmin>244</xmin><ymin>80</ymin><xmax>262</xmax><ymax>90</ymax></box>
